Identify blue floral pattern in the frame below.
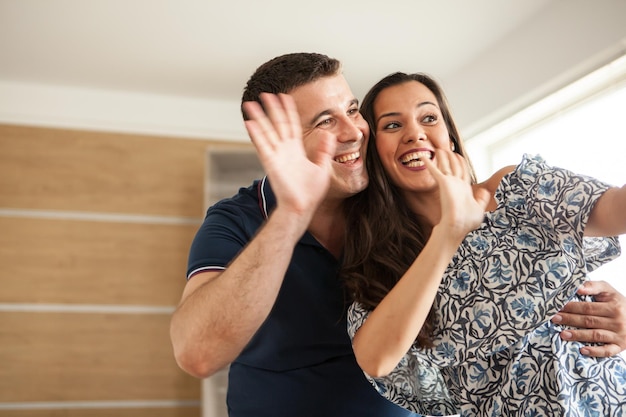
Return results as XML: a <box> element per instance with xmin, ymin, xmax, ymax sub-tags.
<box><xmin>347</xmin><ymin>155</ymin><xmax>624</xmax><ymax>416</ymax></box>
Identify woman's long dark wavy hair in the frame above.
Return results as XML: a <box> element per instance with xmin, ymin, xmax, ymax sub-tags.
<box><xmin>341</xmin><ymin>72</ymin><xmax>476</xmax><ymax>347</ymax></box>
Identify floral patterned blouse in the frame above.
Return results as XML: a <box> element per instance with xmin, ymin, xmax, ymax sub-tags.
<box><xmin>347</xmin><ymin>155</ymin><xmax>625</xmax><ymax>416</ymax></box>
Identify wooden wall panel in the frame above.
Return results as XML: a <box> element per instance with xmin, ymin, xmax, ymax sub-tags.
<box><xmin>0</xmin><ymin>124</ymin><xmax>253</xmax><ymax>415</ymax></box>
<box><xmin>0</xmin><ymin>217</ymin><xmax>198</xmax><ymax>305</ymax></box>
<box><xmin>0</xmin><ymin>312</ymin><xmax>201</xmax><ymax>402</ymax></box>
<box><xmin>0</xmin><ymin>124</ymin><xmax>249</xmax><ymax>218</ymax></box>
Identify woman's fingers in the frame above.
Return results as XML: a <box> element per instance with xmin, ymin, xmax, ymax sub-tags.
<box><xmin>427</xmin><ymin>149</ymin><xmax>470</xmax><ymax>181</ymax></box>
<box><xmin>436</xmin><ymin>149</ymin><xmax>452</xmax><ymax>175</ymax></box>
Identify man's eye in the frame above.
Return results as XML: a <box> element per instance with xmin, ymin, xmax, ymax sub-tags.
<box><xmin>347</xmin><ymin>108</ymin><xmax>359</xmax><ymax>116</ymax></box>
<box><xmin>316</xmin><ymin>119</ymin><xmax>333</xmax><ymax>127</ymax></box>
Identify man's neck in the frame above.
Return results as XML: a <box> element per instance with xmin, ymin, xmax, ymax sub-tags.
<box><xmin>308</xmin><ymin>200</ymin><xmax>346</xmax><ymax>259</ymax></box>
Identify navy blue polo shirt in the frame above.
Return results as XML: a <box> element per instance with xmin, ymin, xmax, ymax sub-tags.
<box><xmin>187</xmin><ymin>178</ymin><xmax>418</xmax><ymax>417</ymax></box>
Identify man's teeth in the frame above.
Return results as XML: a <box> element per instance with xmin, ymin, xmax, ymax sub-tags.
<box><xmin>400</xmin><ymin>151</ymin><xmax>432</xmax><ymax>167</ymax></box>
<box><xmin>335</xmin><ymin>152</ymin><xmax>360</xmax><ymax>163</ymax></box>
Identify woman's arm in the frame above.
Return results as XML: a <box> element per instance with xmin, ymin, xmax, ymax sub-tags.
<box><xmin>352</xmin><ymin>151</ymin><xmax>490</xmax><ymax>377</ymax></box>
<box><xmin>586</xmin><ymin>184</ymin><xmax>626</xmax><ymax>237</ymax></box>
<box><xmin>353</xmin><ymin>224</ymin><xmax>470</xmax><ymax>377</ymax></box>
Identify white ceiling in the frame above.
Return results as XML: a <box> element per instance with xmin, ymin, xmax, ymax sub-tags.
<box><xmin>1</xmin><ymin>0</ymin><xmax>625</xmax><ymax>141</ymax></box>
<box><xmin>0</xmin><ymin>0</ymin><xmax>552</xmax><ymax>102</ymax></box>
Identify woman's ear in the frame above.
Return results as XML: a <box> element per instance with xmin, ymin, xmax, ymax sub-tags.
<box><xmin>450</xmin><ymin>140</ymin><xmax>456</xmax><ymax>152</ymax></box>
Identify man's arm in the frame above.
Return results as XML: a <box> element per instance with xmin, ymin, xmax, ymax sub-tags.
<box><xmin>170</xmin><ymin>209</ymin><xmax>311</xmax><ymax>378</ymax></box>
<box><xmin>552</xmin><ymin>280</ymin><xmax>626</xmax><ymax>357</ymax></box>
<box><xmin>170</xmin><ymin>94</ymin><xmax>336</xmax><ymax>378</ymax></box>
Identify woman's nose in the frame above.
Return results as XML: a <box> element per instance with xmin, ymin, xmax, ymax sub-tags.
<box><xmin>403</xmin><ymin>124</ymin><xmax>426</xmax><ymax>143</ymax></box>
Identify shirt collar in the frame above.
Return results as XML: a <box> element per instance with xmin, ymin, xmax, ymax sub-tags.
<box><xmin>257</xmin><ymin>176</ymin><xmax>275</xmax><ymax>219</ymax></box>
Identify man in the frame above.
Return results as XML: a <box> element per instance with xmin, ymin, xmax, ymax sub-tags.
<box><xmin>170</xmin><ymin>53</ymin><xmax>626</xmax><ymax>416</ymax></box>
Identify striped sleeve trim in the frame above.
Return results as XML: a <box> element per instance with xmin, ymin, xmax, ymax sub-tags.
<box><xmin>187</xmin><ymin>266</ymin><xmax>226</xmax><ymax>281</ymax></box>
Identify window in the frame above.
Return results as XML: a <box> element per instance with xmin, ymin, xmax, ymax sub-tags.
<box><xmin>467</xmin><ymin>55</ymin><xmax>626</xmax><ymax>295</ymax></box>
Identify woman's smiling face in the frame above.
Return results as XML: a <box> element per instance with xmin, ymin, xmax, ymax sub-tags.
<box><xmin>373</xmin><ymin>80</ymin><xmax>453</xmax><ymax>192</ymax></box>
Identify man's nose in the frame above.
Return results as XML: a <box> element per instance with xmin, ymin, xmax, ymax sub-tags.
<box><xmin>337</xmin><ymin>117</ymin><xmax>365</xmax><ymax>143</ymax></box>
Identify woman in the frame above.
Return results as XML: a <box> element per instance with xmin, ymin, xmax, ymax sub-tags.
<box><xmin>342</xmin><ymin>72</ymin><xmax>626</xmax><ymax>416</ymax></box>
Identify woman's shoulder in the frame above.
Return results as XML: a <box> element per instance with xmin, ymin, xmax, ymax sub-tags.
<box><xmin>481</xmin><ymin>165</ymin><xmax>516</xmax><ymax>192</ymax></box>
<box><xmin>474</xmin><ymin>165</ymin><xmax>516</xmax><ymax>211</ymax></box>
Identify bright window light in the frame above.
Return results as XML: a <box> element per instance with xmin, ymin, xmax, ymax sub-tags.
<box><xmin>467</xmin><ymin>55</ymin><xmax>626</xmax><ymax>295</ymax></box>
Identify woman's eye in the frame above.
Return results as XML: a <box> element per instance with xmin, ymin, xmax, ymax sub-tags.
<box><xmin>382</xmin><ymin>122</ymin><xmax>400</xmax><ymax>130</ymax></box>
<box><xmin>423</xmin><ymin>114</ymin><xmax>437</xmax><ymax>123</ymax></box>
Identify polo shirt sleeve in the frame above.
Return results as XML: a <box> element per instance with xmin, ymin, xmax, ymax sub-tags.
<box><xmin>186</xmin><ymin>199</ymin><xmax>261</xmax><ymax>280</ymax></box>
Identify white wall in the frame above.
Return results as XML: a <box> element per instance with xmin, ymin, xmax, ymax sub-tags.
<box><xmin>0</xmin><ymin>80</ymin><xmax>247</xmax><ymax>141</ymax></box>
<box><xmin>444</xmin><ymin>0</ymin><xmax>626</xmax><ymax>139</ymax></box>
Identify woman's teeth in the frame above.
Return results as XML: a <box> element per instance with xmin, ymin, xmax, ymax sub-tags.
<box><xmin>400</xmin><ymin>151</ymin><xmax>432</xmax><ymax>166</ymax></box>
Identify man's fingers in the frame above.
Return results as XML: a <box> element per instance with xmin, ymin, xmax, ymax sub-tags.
<box><xmin>576</xmin><ymin>279</ymin><xmax>614</xmax><ymax>295</ymax></box>
<box><xmin>577</xmin><ymin>280</ymin><xmax>625</xmax><ymax>303</ymax></box>
<box><xmin>559</xmin><ymin>328</ymin><xmax>615</xmax><ymax>344</ymax></box>
<box><xmin>558</xmin><ymin>328</ymin><xmax>623</xmax><ymax>358</ymax></box>
<box><xmin>242</xmin><ymin>100</ymin><xmax>280</xmax><ymax>150</ymax></box>
<box><xmin>243</xmin><ymin>93</ymin><xmax>302</xmax><ymax>155</ymax></box>
<box><xmin>260</xmin><ymin>93</ymin><xmax>294</xmax><ymax>141</ymax></box>
<box><xmin>556</xmin><ymin>280</ymin><xmax>626</xmax><ymax>357</ymax></box>
<box><xmin>552</xmin><ymin>311</ymin><xmax>614</xmax><ymax>331</ymax></box>
<box><xmin>558</xmin><ymin>300</ymin><xmax>613</xmax><ymax>319</ymax></box>
<box><xmin>278</xmin><ymin>93</ymin><xmax>302</xmax><ymax>141</ymax></box>
<box><xmin>579</xmin><ymin>344</ymin><xmax>623</xmax><ymax>358</ymax></box>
